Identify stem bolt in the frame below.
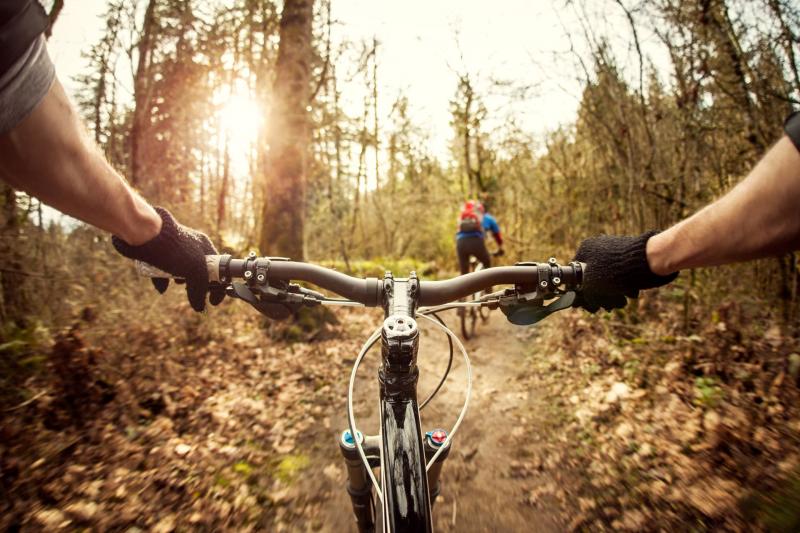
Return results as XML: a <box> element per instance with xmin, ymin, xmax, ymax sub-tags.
<box><xmin>256</xmin><ymin>274</ymin><xmax>266</xmax><ymax>283</ymax></box>
<box><xmin>244</xmin><ymin>270</ymin><xmax>253</xmax><ymax>280</ymax></box>
<box><xmin>548</xmin><ymin>257</ymin><xmax>557</xmax><ymax>265</ymax></box>
<box><xmin>552</xmin><ymin>277</ymin><xmax>561</xmax><ymax>285</ymax></box>
<box><xmin>540</xmin><ymin>280</ymin><xmax>548</xmax><ymax>288</ymax></box>
<box><xmin>248</xmin><ymin>251</ymin><xmax>257</xmax><ymax>259</ymax></box>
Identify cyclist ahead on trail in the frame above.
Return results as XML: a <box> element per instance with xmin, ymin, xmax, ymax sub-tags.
<box><xmin>455</xmin><ymin>199</ymin><xmax>504</xmax><ymax>275</ymax></box>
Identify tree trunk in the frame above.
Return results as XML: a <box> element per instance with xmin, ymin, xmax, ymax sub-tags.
<box><xmin>705</xmin><ymin>0</ymin><xmax>766</xmax><ymax>154</ymax></box>
<box><xmin>217</xmin><ymin>133</ymin><xmax>230</xmax><ymax>232</ymax></box>
<box><xmin>130</xmin><ymin>0</ymin><xmax>158</xmax><ymax>188</ymax></box>
<box><xmin>463</xmin><ymin>78</ymin><xmax>474</xmax><ymax>197</ymax></box>
<box><xmin>258</xmin><ymin>0</ymin><xmax>314</xmax><ymax>259</ymax></box>
<box><xmin>45</xmin><ymin>0</ymin><xmax>64</xmax><ymax>38</ymax></box>
<box><xmin>372</xmin><ymin>37</ymin><xmax>380</xmax><ymax>190</ymax></box>
<box><xmin>768</xmin><ymin>0</ymin><xmax>800</xmax><ymax>96</ymax></box>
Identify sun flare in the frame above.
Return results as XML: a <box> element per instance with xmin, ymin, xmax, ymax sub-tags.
<box><xmin>219</xmin><ymin>91</ymin><xmax>263</xmax><ymax>155</ymax></box>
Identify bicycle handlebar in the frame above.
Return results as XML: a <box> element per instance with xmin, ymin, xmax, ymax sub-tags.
<box><xmin>224</xmin><ymin>258</ymin><xmax>384</xmax><ymax>306</ymax></box>
<box><xmin>419</xmin><ymin>265</ymin><xmax>579</xmax><ymax>305</ymax></box>
<box><xmin>136</xmin><ymin>255</ymin><xmax>583</xmax><ymax>307</ymax></box>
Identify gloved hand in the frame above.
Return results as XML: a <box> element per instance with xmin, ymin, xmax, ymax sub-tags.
<box><xmin>112</xmin><ymin>207</ymin><xmax>225</xmax><ymax>311</ymax></box>
<box><xmin>572</xmin><ymin>231</ymin><xmax>678</xmax><ymax>312</ymax></box>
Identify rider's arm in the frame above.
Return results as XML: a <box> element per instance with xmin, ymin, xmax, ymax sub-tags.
<box><xmin>484</xmin><ymin>214</ymin><xmax>504</xmax><ymax>247</ymax></box>
<box><xmin>647</xmin><ymin>133</ymin><xmax>800</xmax><ymax>275</ymax></box>
<box><xmin>0</xmin><ymin>4</ymin><xmax>221</xmax><ymax>310</ymax></box>
<box><xmin>572</xmin><ymin>117</ymin><xmax>800</xmax><ymax>313</ymax></box>
<box><xmin>1</xmin><ymin>72</ymin><xmax>220</xmax><ymax>310</ymax></box>
<box><xmin>0</xmin><ymin>78</ymin><xmax>162</xmax><ymax>245</ymax></box>
<box><xmin>491</xmin><ymin>228</ymin><xmax>504</xmax><ymax>248</ymax></box>
<box><xmin>0</xmin><ymin>2</ymin><xmax>161</xmax><ymax>244</ymax></box>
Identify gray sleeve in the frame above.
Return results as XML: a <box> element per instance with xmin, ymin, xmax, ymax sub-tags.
<box><xmin>0</xmin><ymin>35</ymin><xmax>55</xmax><ymax>136</ymax></box>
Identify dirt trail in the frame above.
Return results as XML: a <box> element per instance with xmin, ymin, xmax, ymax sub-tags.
<box><xmin>287</xmin><ymin>311</ymin><xmax>564</xmax><ymax>532</ymax></box>
<box><xmin>7</xmin><ymin>294</ymin><xmax>799</xmax><ymax>531</ymax></box>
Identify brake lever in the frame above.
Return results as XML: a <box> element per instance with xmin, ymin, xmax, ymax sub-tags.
<box><xmin>291</xmin><ymin>285</ymin><xmax>326</xmax><ymax>300</ymax></box>
<box><xmin>500</xmin><ymin>291</ymin><xmax>577</xmax><ymax>325</ymax></box>
<box><xmin>227</xmin><ymin>282</ymin><xmax>294</xmax><ymax>319</ymax></box>
<box><xmin>227</xmin><ymin>280</ymin><xmax>325</xmax><ymax>320</ymax></box>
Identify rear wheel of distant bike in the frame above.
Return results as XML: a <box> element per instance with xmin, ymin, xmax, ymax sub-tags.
<box><xmin>461</xmin><ymin>259</ymin><xmax>482</xmax><ymax>339</ymax></box>
<box><xmin>478</xmin><ymin>302</ymin><xmax>490</xmax><ymax>322</ymax></box>
<box><xmin>473</xmin><ymin>261</ymin><xmax>491</xmax><ymax>324</ymax></box>
<box><xmin>460</xmin><ymin>304</ymin><xmax>478</xmax><ymax>339</ymax></box>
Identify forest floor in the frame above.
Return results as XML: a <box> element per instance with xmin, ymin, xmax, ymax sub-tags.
<box><xmin>3</xmin><ymin>291</ymin><xmax>800</xmax><ymax>531</ymax></box>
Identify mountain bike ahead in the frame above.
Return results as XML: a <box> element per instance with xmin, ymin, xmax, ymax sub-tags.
<box><xmin>137</xmin><ymin>255</ymin><xmax>583</xmax><ymax>532</ymax></box>
<box><xmin>459</xmin><ymin>251</ymin><xmax>504</xmax><ymax>340</ymax></box>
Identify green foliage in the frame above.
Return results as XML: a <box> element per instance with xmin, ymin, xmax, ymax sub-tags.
<box><xmin>0</xmin><ymin>321</ymin><xmax>50</xmax><ymax>406</ymax></box>
<box><xmin>694</xmin><ymin>376</ymin><xmax>725</xmax><ymax>408</ymax></box>
<box><xmin>789</xmin><ymin>354</ymin><xmax>800</xmax><ymax>382</ymax></box>
<box><xmin>582</xmin><ymin>361</ymin><xmax>601</xmax><ymax>378</ymax></box>
<box><xmin>233</xmin><ymin>461</ymin><xmax>253</xmax><ymax>477</ymax></box>
<box><xmin>746</xmin><ymin>469</ymin><xmax>800</xmax><ymax>532</ymax></box>
<box><xmin>623</xmin><ymin>358</ymin><xmax>641</xmax><ymax>382</ymax></box>
<box><xmin>273</xmin><ymin>454</ymin><xmax>310</xmax><ymax>484</ymax></box>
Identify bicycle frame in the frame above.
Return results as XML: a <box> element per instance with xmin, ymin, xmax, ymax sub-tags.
<box><xmin>340</xmin><ymin>271</ymin><xmax>436</xmax><ymax>532</ymax></box>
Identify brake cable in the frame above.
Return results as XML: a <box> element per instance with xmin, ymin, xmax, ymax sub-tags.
<box><xmin>347</xmin><ymin>327</ymin><xmax>384</xmax><ymax>502</ymax></box>
<box><xmin>418</xmin><ymin>312</ymin><xmax>453</xmax><ymax>410</ymax></box>
<box><xmin>415</xmin><ymin>313</ymin><xmax>472</xmax><ymax>471</ymax></box>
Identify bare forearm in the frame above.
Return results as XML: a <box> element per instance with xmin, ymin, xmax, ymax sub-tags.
<box><xmin>647</xmin><ymin>136</ymin><xmax>800</xmax><ymax>275</ymax></box>
<box><xmin>0</xmin><ymin>79</ymin><xmax>160</xmax><ymax>245</ymax></box>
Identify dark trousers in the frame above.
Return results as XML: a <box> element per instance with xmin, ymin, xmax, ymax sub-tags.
<box><xmin>456</xmin><ymin>236</ymin><xmax>492</xmax><ymax>274</ymax></box>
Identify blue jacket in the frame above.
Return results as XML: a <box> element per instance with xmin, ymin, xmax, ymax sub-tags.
<box><xmin>456</xmin><ymin>213</ymin><xmax>501</xmax><ymax>242</ymax></box>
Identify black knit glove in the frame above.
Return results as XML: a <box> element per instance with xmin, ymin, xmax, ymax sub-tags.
<box><xmin>572</xmin><ymin>231</ymin><xmax>678</xmax><ymax>312</ymax></box>
<box><xmin>112</xmin><ymin>207</ymin><xmax>225</xmax><ymax>312</ymax></box>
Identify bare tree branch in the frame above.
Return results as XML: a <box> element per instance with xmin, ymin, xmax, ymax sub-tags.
<box><xmin>45</xmin><ymin>0</ymin><xmax>65</xmax><ymax>39</ymax></box>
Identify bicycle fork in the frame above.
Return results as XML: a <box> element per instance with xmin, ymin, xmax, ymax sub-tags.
<box><xmin>338</xmin><ymin>429</ymin><xmax>452</xmax><ymax>533</ymax></box>
<box><xmin>339</xmin><ymin>431</ymin><xmax>380</xmax><ymax>532</ymax></box>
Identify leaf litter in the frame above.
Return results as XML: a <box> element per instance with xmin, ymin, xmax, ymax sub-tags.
<box><xmin>2</xmin><ymin>293</ymin><xmax>800</xmax><ymax>531</ymax></box>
